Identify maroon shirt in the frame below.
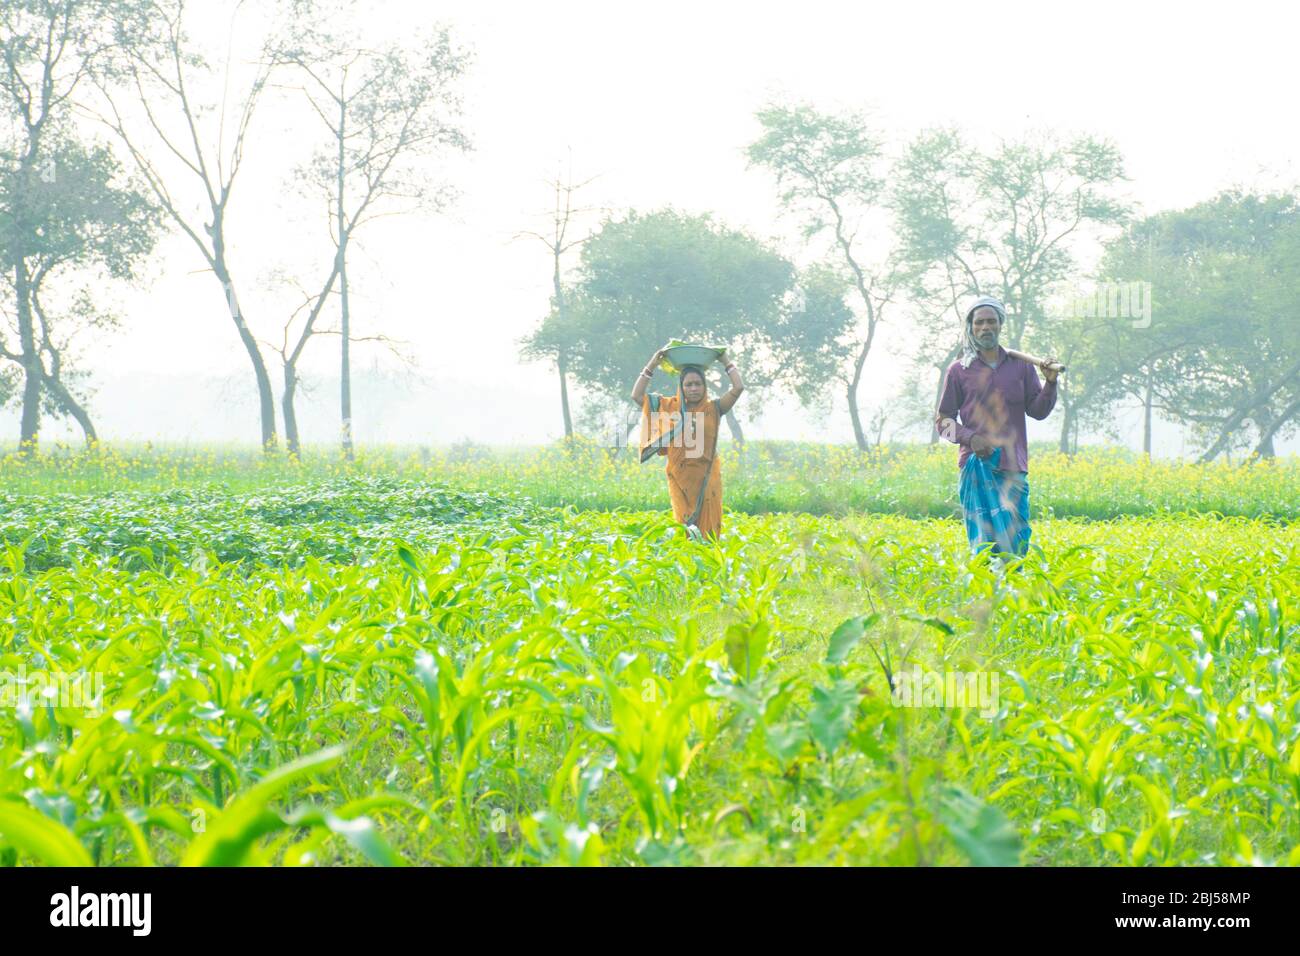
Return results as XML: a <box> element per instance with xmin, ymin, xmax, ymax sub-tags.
<box><xmin>935</xmin><ymin>347</ymin><xmax>1057</xmax><ymax>472</ymax></box>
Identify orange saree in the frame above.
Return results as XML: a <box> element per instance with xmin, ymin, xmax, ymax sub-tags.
<box><xmin>640</xmin><ymin>391</ymin><xmax>723</xmax><ymax>539</ymax></box>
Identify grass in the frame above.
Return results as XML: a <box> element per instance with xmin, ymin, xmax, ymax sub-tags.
<box><xmin>0</xmin><ymin>443</ymin><xmax>1297</xmax><ymax>866</ymax></box>
<box><xmin>3</xmin><ymin>439</ymin><xmax>1298</xmax><ymax>520</ymax></box>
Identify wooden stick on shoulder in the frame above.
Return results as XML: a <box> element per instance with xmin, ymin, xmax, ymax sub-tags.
<box><xmin>1005</xmin><ymin>348</ymin><xmax>1066</xmax><ymax>374</ymax></box>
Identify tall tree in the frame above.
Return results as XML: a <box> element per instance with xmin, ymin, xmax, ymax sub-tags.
<box><xmin>556</xmin><ymin>208</ymin><xmax>794</xmax><ymax>435</ymax></box>
<box><xmin>263</xmin><ymin>268</ymin><xmax>410</xmax><ymax>455</ymax></box>
<box><xmin>765</xmin><ymin>262</ymin><xmax>858</xmax><ymax>410</ymax></box>
<box><xmin>0</xmin><ymin>135</ymin><xmax>159</xmax><ymax>443</ymax></box>
<box><xmin>271</xmin><ymin>0</ymin><xmax>470</xmax><ymax>457</ymax></box>
<box><xmin>518</xmin><ymin>158</ymin><xmax>601</xmax><ymax>439</ymax></box>
<box><xmin>1101</xmin><ymin>191</ymin><xmax>1300</xmax><ymax>460</ymax></box>
<box><xmin>1035</xmin><ymin>296</ymin><xmax>1180</xmax><ymax>454</ymax></box>
<box><xmin>747</xmin><ymin>101</ymin><xmax>903</xmax><ymax>449</ymax></box>
<box><xmin>891</xmin><ymin>128</ymin><xmax>1130</xmax><ymax>443</ymax></box>
<box><xmin>0</xmin><ymin>0</ymin><xmax>153</xmax><ymax>450</ymax></box>
<box><xmin>89</xmin><ymin>0</ymin><xmax>282</xmax><ymax>450</ymax></box>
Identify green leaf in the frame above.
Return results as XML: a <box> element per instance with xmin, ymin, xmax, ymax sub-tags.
<box><xmin>764</xmin><ymin>721</ymin><xmax>808</xmax><ymax>766</ymax></box>
<box><xmin>182</xmin><ymin>746</ymin><xmax>345</xmax><ymax>867</ymax></box>
<box><xmin>0</xmin><ymin>800</ymin><xmax>94</xmax><ymax>867</ymax></box>
<box><xmin>808</xmin><ymin>679</ymin><xmax>859</xmax><ymax>756</ymax></box>
<box><xmin>1130</xmin><ymin>826</ymin><xmax>1157</xmax><ymax>866</ymax></box>
<box><xmin>395</xmin><ymin>543</ymin><xmax>420</xmax><ymax>576</ymax></box>
<box><xmin>901</xmin><ymin>612</ymin><xmax>955</xmax><ymax>635</ymax></box>
<box><xmin>724</xmin><ymin>621</ymin><xmax>769</xmax><ymax>681</ymax></box>
<box><xmin>283</xmin><ymin>806</ymin><xmax>405</xmax><ymax>867</ymax></box>
<box><xmin>940</xmin><ymin>788</ymin><xmax>1022</xmax><ymax>867</ymax></box>
<box><xmin>826</xmin><ymin>613</ymin><xmax>880</xmax><ymax>664</ymax></box>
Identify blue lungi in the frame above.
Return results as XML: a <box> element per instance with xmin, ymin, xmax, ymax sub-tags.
<box><xmin>958</xmin><ymin>447</ymin><xmax>1031</xmax><ymax>557</ymax></box>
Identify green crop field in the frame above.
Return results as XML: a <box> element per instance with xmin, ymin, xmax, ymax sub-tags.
<box><xmin>1</xmin><ymin>443</ymin><xmax>1297</xmax><ymax>866</ymax></box>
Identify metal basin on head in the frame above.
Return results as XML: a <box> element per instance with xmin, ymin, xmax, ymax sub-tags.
<box><xmin>661</xmin><ymin>344</ymin><xmax>725</xmax><ymax>374</ymax></box>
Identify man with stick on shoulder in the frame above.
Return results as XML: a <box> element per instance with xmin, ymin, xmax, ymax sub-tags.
<box><xmin>935</xmin><ymin>295</ymin><xmax>1061</xmax><ymax>560</ymax></box>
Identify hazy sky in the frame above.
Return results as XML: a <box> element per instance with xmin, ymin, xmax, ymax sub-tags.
<box><xmin>7</xmin><ymin>0</ymin><xmax>1298</xmax><ymax>453</ymax></box>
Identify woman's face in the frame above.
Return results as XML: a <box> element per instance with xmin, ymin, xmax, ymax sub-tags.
<box><xmin>682</xmin><ymin>371</ymin><xmax>705</xmax><ymax>403</ymax></box>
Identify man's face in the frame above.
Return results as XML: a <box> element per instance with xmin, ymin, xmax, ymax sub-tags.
<box><xmin>971</xmin><ymin>307</ymin><xmax>1001</xmax><ymax>349</ymax></box>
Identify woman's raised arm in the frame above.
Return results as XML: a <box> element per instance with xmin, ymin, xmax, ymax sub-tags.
<box><xmin>717</xmin><ymin>353</ymin><xmax>745</xmax><ymax>414</ymax></box>
<box><xmin>631</xmin><ymin>344</ymin><xmax>670</xmax><ymax>405</ymax></box>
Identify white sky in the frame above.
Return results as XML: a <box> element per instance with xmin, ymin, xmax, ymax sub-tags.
<box><xmin>7</xmin><ymin>0</ymin><xmax>1299</xmax><ymax>453</ymax></box>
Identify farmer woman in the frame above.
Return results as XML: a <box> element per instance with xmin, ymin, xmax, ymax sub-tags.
<box><xmin>630</xmin><ymin>343</ymin><xmax>745</xmax><ymax>540</ymax></box>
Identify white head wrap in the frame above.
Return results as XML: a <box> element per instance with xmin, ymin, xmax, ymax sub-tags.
<box><xmin>959</xmin><ymin>296</ymin><xmax>1007</xmax><ymax>368</ymax></box>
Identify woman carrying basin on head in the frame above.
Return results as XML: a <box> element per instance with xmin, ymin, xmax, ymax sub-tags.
<box><xmin>630</xmin><ymin>342</ymin><xmax>745</xmax><ymax>541</ymax></box>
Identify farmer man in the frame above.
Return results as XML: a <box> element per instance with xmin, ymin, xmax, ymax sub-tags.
<box><xmin>935</xmin><ymin>295</ymin><xmax>1059</xmax><ymax>558</ymax></box>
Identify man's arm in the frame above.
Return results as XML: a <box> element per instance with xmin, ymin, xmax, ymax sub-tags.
<box><xmin>935</xmin><ymin>365</ymin><xmax>974</xmax><ymax>445</ymax></box>
<box><xmin>1025</xmin><ymin>362</ymin><xmax>1058</xmax><ymax>420</ymax></box>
